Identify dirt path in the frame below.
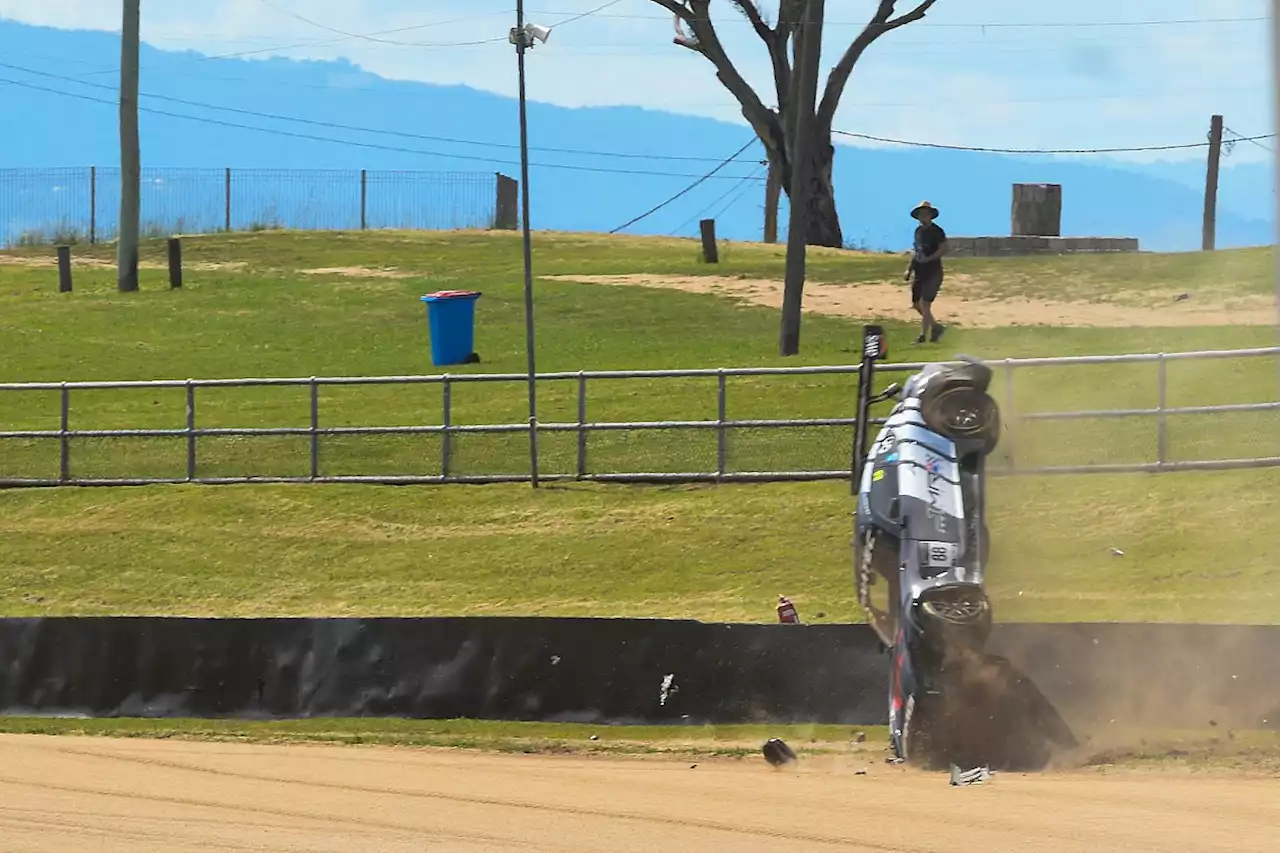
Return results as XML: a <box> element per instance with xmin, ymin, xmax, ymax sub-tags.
<box><xmin>542</xmin><ymin>273</ymin><xmax>1274</xmax><ymax>328</ymax></box>
<box><xmin>0</xmin><ymin>735</ymin><xmax>1275</xmax><ymax>852</ymax></box>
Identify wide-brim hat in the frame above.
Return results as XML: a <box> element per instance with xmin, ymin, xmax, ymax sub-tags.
<box><xmin>911</xmin><ymin>200</ymin><xmax>939</xmax><ymax>220</ymax></box>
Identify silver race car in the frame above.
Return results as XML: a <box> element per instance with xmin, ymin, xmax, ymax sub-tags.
<box><xmin>851</xmin><ymin>326</ymin><xmax>1075</xmax><ymax>771</ymax></box>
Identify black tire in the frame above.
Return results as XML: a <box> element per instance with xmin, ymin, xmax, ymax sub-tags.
<box><xmin>918</xmin><ymin>367</ymin><xmax>1001</xmax><ymax>455</ymax></box>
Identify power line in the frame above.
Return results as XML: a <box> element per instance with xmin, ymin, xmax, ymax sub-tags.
<box><xmin>548</xmin><ymin>0</ymin><xmax>630</xmax><ymax>27</ymax></box>
<box><xmin>670</xmin><ymin>165</ymin><xmax>764</xmax><ymax>236</ymax></box>
<box><xmin>1225</xmin><ymin>125</ymin><xmax>1274</xmax><ymax>154</ymax></box>
<box><xmin>832</xmin><ymin>129</ymin><xmax>1278</xmax><ymax>155</ymax></box>
<box><xmin>529</xmin><ymin>9</ymin><xmax>1267</xmax><ymax>28</ymax></box>
<box><xmin>0</xmin><ymin>75</ymin><xmax>759</xmax><ymax>180</ymax></box>
<box><xmin>0</xmin><ymin>59</ymin><xmax>745</xmax><ymax>165</ymax></box>
<box><xmin>255</xmin><ymin>0</ymin><xmax>510</xmax><ymax>48</ymax></box>
<box><xmin>610</xmin><ymin>138</ymin><xmax>760</xmax><ymax>234</ymax></box>
<box><xmin>712</xmin><ymin>171</ymin><xmax>764</xmax><ymax>221</ymax></box>
<box><xmin>254</xmin><ymin>0</ymin><xmax>625</xmax><ymax>50</ymax></box>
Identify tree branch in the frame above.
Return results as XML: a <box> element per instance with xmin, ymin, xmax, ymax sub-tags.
<box><xmin>731</xmin><ymin>0</ymin><xmax>773</xmax><ymax>44</ymax></box>
<box><xmin>649</xmin><ymin>0</ymin><xmax>692</xmax><ymax>23</ymax></box>
<box><xmin>656</xmin><ymin>1</ymin><xmax>784</xmax><ymax>157</ymax></box>
<box><xmin>815</xmin><ymin>0</ymin><xmax>937</xmax><ymax>133</ymax></box>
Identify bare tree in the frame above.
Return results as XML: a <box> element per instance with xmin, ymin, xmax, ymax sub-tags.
<box><xmin>651</xmin><ymin>0</ymin><xmax>938</xmax><ymax>248</ymax></box>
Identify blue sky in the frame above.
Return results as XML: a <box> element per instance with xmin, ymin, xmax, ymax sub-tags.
<box><xmin>0</xmin><ymin>0</ymin><xmax>1272</xmax><ymax>166</ymax></box>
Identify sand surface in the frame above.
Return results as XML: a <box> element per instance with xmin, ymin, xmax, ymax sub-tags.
<box><xmin>1</xmin><ymin>734</ymin><xmax>1276</xmax><ymax>852</ymax></box>
<box><xmin>542</xmin><ymin>273</ymin><xmax>1274</xmax><ymax>328</ymax></box>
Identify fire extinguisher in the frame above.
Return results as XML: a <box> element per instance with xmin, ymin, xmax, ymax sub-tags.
<box><xmin>777</xmin><ymin>595</ymin><xmax>800</xmax><ymax>624</ymax></box>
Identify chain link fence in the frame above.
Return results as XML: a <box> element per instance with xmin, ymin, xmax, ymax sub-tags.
<box><xmin>0</xmin><ymin>167</ymin><xmax>513</xmax><ymax>246</ymax></box>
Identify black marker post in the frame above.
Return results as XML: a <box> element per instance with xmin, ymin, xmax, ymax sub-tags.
<box><xmin>851</xmin><ymin>324</ymin><xmax>887</xmax><ymax>492</ymax></box>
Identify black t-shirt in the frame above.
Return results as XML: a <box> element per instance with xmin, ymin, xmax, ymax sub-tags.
<box><xmin>913</xmin><ymin>223</ymin><xmax>947</xmax><ymax>274</ymax></box>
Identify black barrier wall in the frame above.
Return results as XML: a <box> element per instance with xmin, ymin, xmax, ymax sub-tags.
<box><xmin>0</xmin><ymin>618</ymin><xmax>1276</xmax><ymax>730</ymax></box>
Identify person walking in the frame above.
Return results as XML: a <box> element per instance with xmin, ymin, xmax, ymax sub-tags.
<box><xmin>904</xmin><ymin>200</ymin><xmax>948</xmax><ymax>344</ymax></box>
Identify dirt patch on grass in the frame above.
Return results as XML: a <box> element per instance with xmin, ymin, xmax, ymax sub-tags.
<box><xmin>0</xmin><ymin>255</ymin><xmax>246</xmax><ymax>272</ymax></box>
<box><xmin>300</xmin><ymin>266</ymin><xmax>414</xmax><ymax>279</ymax></box>
<box><xmin>543</xmin><ymin>273</ymin><xmax>1274</xmax><ymax>328</ymax></box>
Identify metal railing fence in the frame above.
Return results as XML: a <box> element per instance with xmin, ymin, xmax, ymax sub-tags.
<box><xmin>0</xmin><ymin>346</ymin><xmax>1278</xmax><ymax>487</ymax></box>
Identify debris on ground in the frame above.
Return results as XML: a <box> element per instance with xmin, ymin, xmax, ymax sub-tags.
<box><xmin>762</xmin><ymin>738</ymin><xmax>797</xmax><ymax>768</ymax></box>
<box><xmin>950</xmin><ymin>764</ymin><xmax>994</xmax><ymax>786</ymax></box>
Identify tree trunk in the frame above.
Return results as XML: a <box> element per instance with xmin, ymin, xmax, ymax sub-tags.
<box><xmin>803</xmin><ymin>139</ymin><xmax>843</xmax><ymax>248</ymax></box>
<box><xmin>773</xmin><ymin>136</ymin><xmax>844</xmax><ymax>249</ymax></box>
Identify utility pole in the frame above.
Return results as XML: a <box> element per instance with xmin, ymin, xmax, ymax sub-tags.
<box><xmin>513</xmin><ymin>0</ymin><xmax>540</xmax><ymax>488</ymax></box>
<box><xmin>763</xmin><ymin>160</ymin><xmax>780</xmax><ymax>244</ymax></box>
<box><xmin>1201</xmin><ymin>114</ymin><xmax>1224</xmax><ymax>252</ymax></box>
<box><xmin>1271</xmin><ymin>0</ymin><xmax>1280</xmax><ymax>386</ymax></box>
<box><xmin>118</xmin><ymin>0</ymin><xmax>141</xmax><ymax>292</ymax></box>
<box><xmin>779</xmin><ymin>0</ymin><xmax>824</xmax><ymax>356</ymax></box>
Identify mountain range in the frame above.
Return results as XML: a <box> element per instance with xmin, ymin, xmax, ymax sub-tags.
<box><xmin>0</xmin><ymin>17</ymin><xmax>1273</xmax><ymax>252</ymax></box>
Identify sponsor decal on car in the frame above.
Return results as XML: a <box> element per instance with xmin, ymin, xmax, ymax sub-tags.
<box><xmin>925</xmin><ymin>455</ymin><xmax>947</xmax><ymax>533</ymax></box>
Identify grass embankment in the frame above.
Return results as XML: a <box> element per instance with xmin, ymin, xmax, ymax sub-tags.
<box><xmin>0</xmin><ymin>231</ymin><xmax>1277</xmax><ymax>624</ymax></box>
<box><xmin>1</xmin><ymin>717</ymin><xmax>1275</xmax><ymax>773</ymax></box>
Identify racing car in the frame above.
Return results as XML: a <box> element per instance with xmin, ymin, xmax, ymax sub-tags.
<box><xmin>851</xmin><ymin>326</ymin><xmax>1076</xmax><ymax>772</ymax></box>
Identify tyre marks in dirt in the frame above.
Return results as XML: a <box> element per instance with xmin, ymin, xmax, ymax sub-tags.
<box><xmin>2</xmin><ymin>735</ymin><xmax>1278</xmax><ymax>853</ymax></box>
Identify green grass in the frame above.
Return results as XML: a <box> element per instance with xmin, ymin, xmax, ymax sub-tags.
<box><xmin>1</xmin><ymin>230</ymin><xmax>1278</xmax><ymax>625</ymax></box>
<box><xmin>2</xmin><ymin>475</ymin><xmax>1277</xmax><ymax>623</ymax></box>
<box><xmin>1</xmin><ymin>231</ymin><xmax>1276</xmax><ymax>482</ymax></box>
<box><xmin>2</xmin><ymin>716</ymin><xmax>1276</xmax><ymax>773</ymax></box>
<box><xmin>0</xmin><ymin>716</ymin><xmax>884</xmax><ymax>758</ymax></box>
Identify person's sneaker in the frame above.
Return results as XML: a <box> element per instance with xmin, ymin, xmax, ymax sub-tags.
<box><xmin>913</xmin><ymin>334</ymin><xmax>926</xmax><ymax>345</ymax></box>
<box><xmin>930</xmin><ymin>323</ymin><xmax>947</xmax><ymax>343</ymax></box>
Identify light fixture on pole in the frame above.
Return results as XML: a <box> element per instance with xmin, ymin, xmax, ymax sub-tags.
<box><xmin>510</xmin><ymin>8</ymin><xmax>552</xmax><ymax>488</ymax></box>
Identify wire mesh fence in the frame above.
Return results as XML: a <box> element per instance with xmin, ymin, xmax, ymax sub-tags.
<box><xmin>0</xmin><ymin>348</ymin><xmax>1277</xmax><ymax>486</ymax></box>
<box><xmin>0</xmin><ymin>167</ymin><xmax>506</xmax><ymax>246</ymax></box>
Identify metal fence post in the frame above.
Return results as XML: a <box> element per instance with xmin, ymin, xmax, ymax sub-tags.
<box><xmin>360</xmin><ymin>169</ymin><xmax>368</xmax><ymax>231</ymax></box>
<box><xmin>59</xmin><ymin>383</ymin><xmax>70</xmax><ymax>483</ymax></box>
<box><xmin>442</xmin><ymin>376</ymin><xmax>452</xmax><ymax>480</ymax></box>
<box><xmin>185</xmin><ymin>381</ymin><xmax>196</xmax><ymax>481</ymax></box>
<box><xmin>716</xmin><ymin>370</ymin><xmax>728</xmax><ymax>479</ymax></box>
<box><xmin>1157</xmin><ymin>354</ymin><xmax>1168</xmax><ymax>467</ymax></box>
<box><xmin>576</xmin><ymin>371</ymin><xmax>587</xmax><ymax>478</ymax></box>
<box><xmin>1003</xmin><ymin>359</ymin><xmax>1016</xmax><ymax>473</ymax></box>
<box><xmin>224</xmin><ymin>167</ymin><xmax>232</xmax><ymax>232</ymax></box>
<box><xmin>89</xmin><ymin>166</ymin><xmax>97</xmax><ymax>245</ymax></box>
<box><xmin>309</xmin><ymin>377</ymin><xmax>320</xmax><ymax>480</ymax></box>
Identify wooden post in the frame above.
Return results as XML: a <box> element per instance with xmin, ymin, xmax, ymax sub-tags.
<box><xmin>89</xmin><ymin>165</ymin><xmax>97</xmax><ymax>245</ymax></box>
<box><xmin>494</xmin><ymin>173</ymin><xmax>519</xmax><ymax>230</ymax></box>
<box><xmin>167</xmin><ymin>237</ymin><xmax>183</xmax><ymax>289</ymax></box>
<box><xmin>699</xmin><ymin>219</ymin><xmax>719</xmax><ymax>263</ymax></box>
<box><xmin>56</xmin><ymin>245</ymin><xmax>72</xmax><ymax>293</ymax></box>
<box><xmin>360</xmin><ymin>169</ymin><xmax>368</xmax><ymax>230</ymax></box>
<box><xmin>224</xmin><ymin>167</ymin><xmax>232</xmax><ymax>232</ymax></box>
<box><xmin>1202</xmin><ymin>114</ymin><xmax>1224</xmax><ymax>252</ymax></box>
<box><xmin>780</xmin><ymin>0</ymin><xmax>824</xmax><ymax>357</ymax></box>
<box><xmin>1011</xmin><ymin>184</ymin><xmax>1062</xmax><ymax>236</ymax></box>
<box><xmin>117</xmin><ymin>0</ymin><xmax>141</xmax><ymax>293</ymax></box>
<box><xmin>763</xmin><ymin>160</ymin><xmax>780</xmax><ymax>244</ymax></box>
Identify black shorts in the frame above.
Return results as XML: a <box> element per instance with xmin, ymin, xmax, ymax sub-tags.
<box><xmin>911</xmin><ymin>266</ymin><xmax>943</xmax><ymax>304</ymax></box>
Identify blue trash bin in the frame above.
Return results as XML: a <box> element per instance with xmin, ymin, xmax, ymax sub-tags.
<box><xmin>421</xmin><ymin>290</ymin><xmax>481</xmax><ymax>366</ymax></box>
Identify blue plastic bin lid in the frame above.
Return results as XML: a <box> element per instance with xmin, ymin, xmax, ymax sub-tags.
<box><xmin>422</xmin><ymin>290</ymin><xmax>481</xmax><ymax>302</ymax></box>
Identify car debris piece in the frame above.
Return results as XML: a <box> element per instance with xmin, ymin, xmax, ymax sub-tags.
<box><xmin>950</xmin><ymin>764</ymin><xmax>993</xmax><ymax>786</ymax></box>
<box><xmin>762</xmin><ymin>738</ymin><xmax>797</xmax><ymax>767</ymax></box>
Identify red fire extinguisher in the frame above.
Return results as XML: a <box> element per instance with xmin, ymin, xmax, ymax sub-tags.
<box><xmin>777</xmin><ymin>595</ymin><xmax>800</xmax><ymax>624</ymax></box>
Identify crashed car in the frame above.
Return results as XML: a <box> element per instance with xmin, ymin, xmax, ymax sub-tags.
<box><xmin>851</xmin><ymin>326</ymin><xmax>1076</xmax><ymax>771</ymax></box>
